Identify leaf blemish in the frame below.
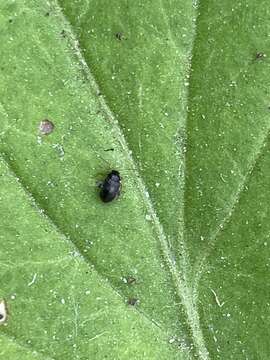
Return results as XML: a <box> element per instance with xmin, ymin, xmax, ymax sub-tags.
<box><xmin>39</xmin><ymin>119</ymin><xmax>55</xmax><ymax>135</ymax></box>
<box><xmin>0</xmin><ymin>299</ymin><xmax>8</xmax><ymax>325</ymax></box>
<box><xmin>127</xmin><ymin>298</ymin><xmax>139</xmax><ymax>306</ymax></box>
<box><xmin>115</xmin><ymin>32</ymin><xmax>125</xmax><ymax>41</ymax></box>
<box><xmin>61</xmin><ymin>30</ymin><xmax>67</xmax><ymax>38</ymax></box>
<box><xmin>52</xmin><ymin>143</ymin><xmax>65</xmax><ymax>159</ymax></box>
<box><xmin>123</xmin><ymin>276</ymin><xmax>136</xmax><ymax>285</ymax></box>
<box><xmin>254</xmin><ymin>52</ymin><xmax>267</xmax><ymax>62</ymax></box>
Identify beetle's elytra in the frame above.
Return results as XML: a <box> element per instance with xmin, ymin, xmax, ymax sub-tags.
<box><xmin>99</xmin><ymin>170</ymin><xmax>121</xmax><ymax>203</ymax></box>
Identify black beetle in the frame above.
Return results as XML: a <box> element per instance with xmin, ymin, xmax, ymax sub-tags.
<box><xmin>99</xmin><ymin>170</ymin><xmax>121</xmax><ymax>202</ymax></box>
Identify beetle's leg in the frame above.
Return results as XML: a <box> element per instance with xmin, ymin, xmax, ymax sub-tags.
<box><xmin>96</xmin><ymin>180</ymin><xmax>104</xmax><ymax>188</ymax></box>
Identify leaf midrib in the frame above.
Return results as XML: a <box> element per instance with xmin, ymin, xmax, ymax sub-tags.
<box><xmin>51</xmin><ymin>0</ymin><xmax>209</xmax><ymax>359</ymax></box>
<box><xmin>52</xmin><ymin>2</ymin><xmax>270</xmax><ymax>360</ymax></box>
<box><xmin>53</xmin><ymin>0</ymin><xmax>183</xmax><ymax>323</ymax></box>
<box><xmin>2</xmin><ymin>0</ymin><xmax>210</xmax><ymax>358</ymax></box>
<box><xmin>2</xmin><ymin>155</ymin><xmax>171</xmax><ymax>341</ymax></box>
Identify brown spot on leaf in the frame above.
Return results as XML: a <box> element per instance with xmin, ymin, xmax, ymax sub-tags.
<box><xmin>39</xmin><ymin>119</ymin><xmax>55</xmax><ymax>135</ymax></box>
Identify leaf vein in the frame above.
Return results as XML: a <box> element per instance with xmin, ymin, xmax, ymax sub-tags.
<box><xmin>1</xmin><ymin>155</ymin><xmax>172</xmax><ymax>343</ymax></box>
<box><xmin>193</xmin><ymin>127</ymin><xmax>270</xmax><ymax>289</ymax></box>
<box><xmin>52</xmin><ymin>0</ymin><xmax>191</xmax><ymax>339</ymax></box>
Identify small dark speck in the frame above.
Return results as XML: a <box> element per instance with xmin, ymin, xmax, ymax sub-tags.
<box><xmin>128</xmin><ymin>298</ymin><xmax>139</xmax><ymax>306</ymax></box>
<box><xmin>61</xmin><ymin>30</ymin><xmax>67</xmax><ymax>38</ymax></box>
<box><xmin>116</xmin><ymin>32</ymin><xmax>124</xmax><ymax>41</ymax></box>
<box><xmin>8</xmin><ymin>19</ymin><xmax>13</xmax><ymax>23</ymax></box>
<box><xmin>45</xmin><ymin>12</ymin><xmax>50</xmax><ymax>16</ymax></box>
<box><xmin>104</xmin><ymin>148</ymin><xmax>114</xmax><ymax>152</ymax></box>
<box><xmin>126</xmin><ymin>276</ymin><xmax>136</xmax><ymax>285</ymax></box>
<box><xmin>39</xmin><ymin>119</ymin><xmax>55</xmax><ymax>135</ymax></box>
<box><xmin>255</xmin><ymin>52</ymin><xmax>266</xmax><ymax>61</ymax></box>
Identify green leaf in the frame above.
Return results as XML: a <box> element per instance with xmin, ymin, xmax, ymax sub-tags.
<box><xmin>1</xmin><ymin>0</ymin><xmax>270</xmax><ymax>359</ymax></box>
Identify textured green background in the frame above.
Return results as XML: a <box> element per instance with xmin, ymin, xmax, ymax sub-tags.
<box><xmin>0</xmin><ymin>0</ymin><xmax>270</xmax><ymax>359</ymax></box>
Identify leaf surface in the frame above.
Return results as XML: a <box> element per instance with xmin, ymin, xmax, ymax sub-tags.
<box><xmin>1</xmin><ymin>0</ymin><xmax>270</xmax><ymax>359</ymax></box>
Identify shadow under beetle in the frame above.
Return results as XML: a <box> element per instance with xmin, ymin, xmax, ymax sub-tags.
<box><xmin>99</xmin><ymin>170</ymin><xmax>121</xmax><ymax>202</ymax></box>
